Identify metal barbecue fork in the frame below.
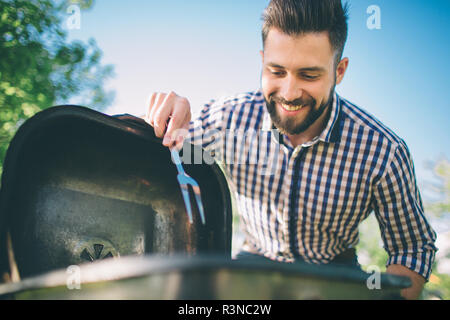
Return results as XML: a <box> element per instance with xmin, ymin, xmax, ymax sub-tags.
<box><xmin>170</xmin><ymin>147</ymin><xmax>206</xmax><ymax>225</ymax></box>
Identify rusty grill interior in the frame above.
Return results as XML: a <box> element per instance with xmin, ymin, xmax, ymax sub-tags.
<box><xmin>0</xmin><ymin>106</ymin><xmax>232</xmax><ymax>279</ymax></box>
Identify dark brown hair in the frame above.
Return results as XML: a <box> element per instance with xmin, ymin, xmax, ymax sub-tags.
<box><xmin>262</xmin><ymin>0</ymin><xmax>349</xmax><ymax>64</ymax></box>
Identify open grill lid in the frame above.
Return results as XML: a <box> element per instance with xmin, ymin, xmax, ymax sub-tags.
<box><xmin>0</xmin><ymin>105</ymin><xmax>232</xmax><ymax>279</ymax></box>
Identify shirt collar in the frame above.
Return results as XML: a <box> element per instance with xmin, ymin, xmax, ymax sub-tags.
<box><xmin>262</xmin><ymin>107</ymin><xmax>273</xmax><ymax>132</ymax></box>
<box><xmin>261</xmin><ymin>91</ymin><xmax>342</xmax><ymax>144</ymax></box>
<box><xmin>318</xmin><ymin>91</ymin><xmax>341</xmax><ymax>143</ymax></box>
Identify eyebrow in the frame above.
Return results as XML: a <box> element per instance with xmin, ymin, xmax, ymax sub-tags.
<box><xmin>266</xmin><ymin>62</ymin><xmax>326</xmax><ymax>73</ymax></box>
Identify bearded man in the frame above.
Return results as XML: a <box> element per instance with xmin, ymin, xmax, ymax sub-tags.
<box><xmin>144</xmin><ymin>0</ymin><xmax>437</xmax><ymax>300</ymax></box>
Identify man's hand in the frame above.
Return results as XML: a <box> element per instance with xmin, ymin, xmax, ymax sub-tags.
<box><xmin>144</xmin><ymin>91</ymin><xmax>191</xmax><ymax>149</ymax></box>
<box><xmin>386</xmin><ymin>264</ymin><xmax>426</xmax><ymax>300</ymax></box>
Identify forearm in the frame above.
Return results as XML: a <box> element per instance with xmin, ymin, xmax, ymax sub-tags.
<box><xmin>386</xmin><ymin>264</ymin><xmax>425</xmax><ymax>300</ymax></box>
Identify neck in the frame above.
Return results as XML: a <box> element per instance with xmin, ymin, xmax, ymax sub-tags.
<box><xmin>286</xmin><ymin>104</ymin><xmax>331</xmax><ymax>148</ymax></box>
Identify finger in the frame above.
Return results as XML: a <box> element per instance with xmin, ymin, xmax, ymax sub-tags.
<box><xmin>173</xmin><ymin>122</ymin><xmax>190</xmax><ymax>150</ymax></box>
<box><xmin>163</xmin><ymin>100</ymin><xmax>190</xmax><ymax>146</ymax></box>
<box><xmin>165</xmin><ymin>129</ymin><xmax>186</xmax><ymax>150</ymax></box>
<box><xmin>153</xmin><ymin>92</ymin><xmax>176</xmax><ymax>138</ymax></box>
<box><xmin>148</xmin><ymin>92</ymin><xmax>166</xmax><ymax>126</ymax></box>
<box><xmin>150</xmin><ymin>93</ymin><xmax>169</xmax><ymax>137</ymax></box>
<box><xmin>145</xmin><ymin>92</ymin><xmax>157</xmax><ymax>125</ymax></box>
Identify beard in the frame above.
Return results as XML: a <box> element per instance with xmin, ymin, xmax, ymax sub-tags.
<box><xmin>264</xmin><ymin>86</ymin><xmax>335</xmax><ymax>136</ymax></box>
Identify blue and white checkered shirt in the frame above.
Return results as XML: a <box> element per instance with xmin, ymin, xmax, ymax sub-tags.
<box><xmin>188</xmin><ymin>89</ymin><xmax>437</xmax><ymax>280</ymax></box>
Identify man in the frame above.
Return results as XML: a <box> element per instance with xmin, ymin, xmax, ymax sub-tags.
<box><xmin>144</xmin><ymin>0</ymin><xmax>437</xmax><ymax>300</ymax></box>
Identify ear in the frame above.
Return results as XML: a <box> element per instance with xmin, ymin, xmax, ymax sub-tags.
<box><xmin>335</xmin><ymin>57</ymin><xmax>349</xmax><ymax>85</ymax></box>
<box><xmin>260</xmin><ymin>50</ymin><xmax>264</xmax><ymax>64</ymax></box>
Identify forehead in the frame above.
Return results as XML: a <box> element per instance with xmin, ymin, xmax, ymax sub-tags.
<box><xmin>263</xmin><ymin>28</ymin><xmax>335</xmax><ymax>70</ymax></box>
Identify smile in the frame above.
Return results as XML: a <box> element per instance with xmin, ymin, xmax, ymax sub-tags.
<box><xmin>280</xmin><ymin>104</ymin><xmax>305</xmax><ymax>112</ymax></box>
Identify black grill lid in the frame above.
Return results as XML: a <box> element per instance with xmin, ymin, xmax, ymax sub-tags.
<box><xmin>0</xmin><ymin>105</ymin><xmax>232</xmax><ymax>278</ymax></box>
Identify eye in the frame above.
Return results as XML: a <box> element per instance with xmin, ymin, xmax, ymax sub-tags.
<box><xmin>301</xmin><ymin>74</ymin><xmax>319</xmax><ymax>80</ymax></box>
<box><xmin>270</xmin><ymin>70</ymin><xmax>285</xmax><ymax>76</ymax></box>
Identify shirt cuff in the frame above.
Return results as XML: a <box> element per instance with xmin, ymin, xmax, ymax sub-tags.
<box><xmin>386</xmin><ymin>250</ymin><xmax>436</xmax><ymax>281</ymax></box>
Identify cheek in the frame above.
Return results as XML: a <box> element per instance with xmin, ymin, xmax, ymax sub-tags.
<box><xmin>261</xmin><ymin>73</ymin><xmax>277</xmax><ymax>98</ymax></box>
<box><xmin>308</xmin><ymin>78</ymin><xmax>334</xmax><ymax>102</ymax></box>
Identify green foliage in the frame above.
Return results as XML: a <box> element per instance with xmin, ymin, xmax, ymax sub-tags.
<box><xmin>66</xmin><ymin>0</ymin><xmax>94</xmax><ymax>10</ymax></box>
<box><xmin>422</xmin><ymin>157</ymin><xmax>450</xmax><ymax>300</ymax></box>
<box><xmin>422</xmin><ymin>271</ymin><xmax>450</xmax><ymax>300</ymax></box>
<box><xmin>356</xmin><ymin>214</ymin><xmax>388</xmax><ymax>271</ymax></box>
<box><xmin>357</xmin><ymin>157</ymin><xmax>450</xmax><ymax>300</ymax></box>
<box><xmin>0</xmin><ymin>0</ymin><xmax>114</xmax><ymax>178</ymax></box>
<box><xmin>424</xmin><ymin>158</ymin><xmax>450</xmax><ymax>217</ymax></box>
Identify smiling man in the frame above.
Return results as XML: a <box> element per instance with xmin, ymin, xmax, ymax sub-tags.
<box><xmin>262</xmin><ymin>29</ymin><xmax>342</xmax><ymax>147</ymax></box>
<box><xmin>144</xmin><ymin>0</ymin><xmax>437</xmax><ymax>300</ymax></box>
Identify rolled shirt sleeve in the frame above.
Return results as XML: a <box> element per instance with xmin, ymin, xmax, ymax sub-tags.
<box><xmin>372</xmin><ymin>141</ymin><xmax>438</xmax><ymax>281</ymax></box>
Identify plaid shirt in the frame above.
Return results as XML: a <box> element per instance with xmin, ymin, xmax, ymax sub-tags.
<box><xmin>188</xmin><ymin>89</ymin><xmax>437</xmax><ymax>280</ymax></box>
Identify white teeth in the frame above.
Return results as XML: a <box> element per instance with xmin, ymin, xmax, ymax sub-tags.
<box><xmin>281</xmin><ymin>104</ymin><xmax>304</xmax><ymax>111</ymax></box>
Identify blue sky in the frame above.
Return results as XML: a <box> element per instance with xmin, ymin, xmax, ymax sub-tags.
<box><xmin>65</xmin><ymin>0</ymin><xmax>450</xmax><ymax>188</ymax></box>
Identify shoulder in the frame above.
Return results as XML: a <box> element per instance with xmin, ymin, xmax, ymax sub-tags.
<box><xmin>337</xmin><ymin>95</ymin><xmax>416</xmax><ymax>179</ymax></box>
<box><xmin>198</xmin><ymin>89</ymin><xmax>263</xmax><ymax>115</ymax></box>
<box><xmin>337</xmin><ymin>95</ymin><xmax>408</xmax><ymax>151</ymax></box>
<box><xmin>220</xmin><ymin>89</ymin><xmax>265</xmax><ymax>113</ymax></box>
<box><xmin>206</xmin><ymin>89</ymin><xmax>266</xmax><ymax>130</ymax></box>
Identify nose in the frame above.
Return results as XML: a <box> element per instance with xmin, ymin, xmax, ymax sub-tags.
<box><xmin>279</xmin><ymin>74</ymin><xmax>303</xmax><ymax>103</ymax></box>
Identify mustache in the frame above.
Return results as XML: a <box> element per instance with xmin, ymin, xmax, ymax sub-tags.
<box><xmin>269</xmin><ymin>95</ymin><xmax>315</xmax><ymax>107</ymax></box>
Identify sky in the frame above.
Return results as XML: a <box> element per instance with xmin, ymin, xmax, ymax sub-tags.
<box><xmin>64</xmin><ymin>0</ymin><xmax>450</xmax><ymax>191</ymax></box>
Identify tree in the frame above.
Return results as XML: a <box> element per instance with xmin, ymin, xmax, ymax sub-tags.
<box><xmin>0</xmin><ymin>0</ymin><xmax>115</xmax><ymax>178</ymax></box>
<box><xmin>356</xmin><ymin>156</ymin><xmax>450</xmax><ymax>299</ymax></box>
<box><xmin>421</xmin><ymin>157</ymin><xmax>450</xmax><ymax>299</ymax></box>
<box><xmin>423</xmin><ymin>157</ymin><xmax>450</xmax><ymax>217</ymax></box>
